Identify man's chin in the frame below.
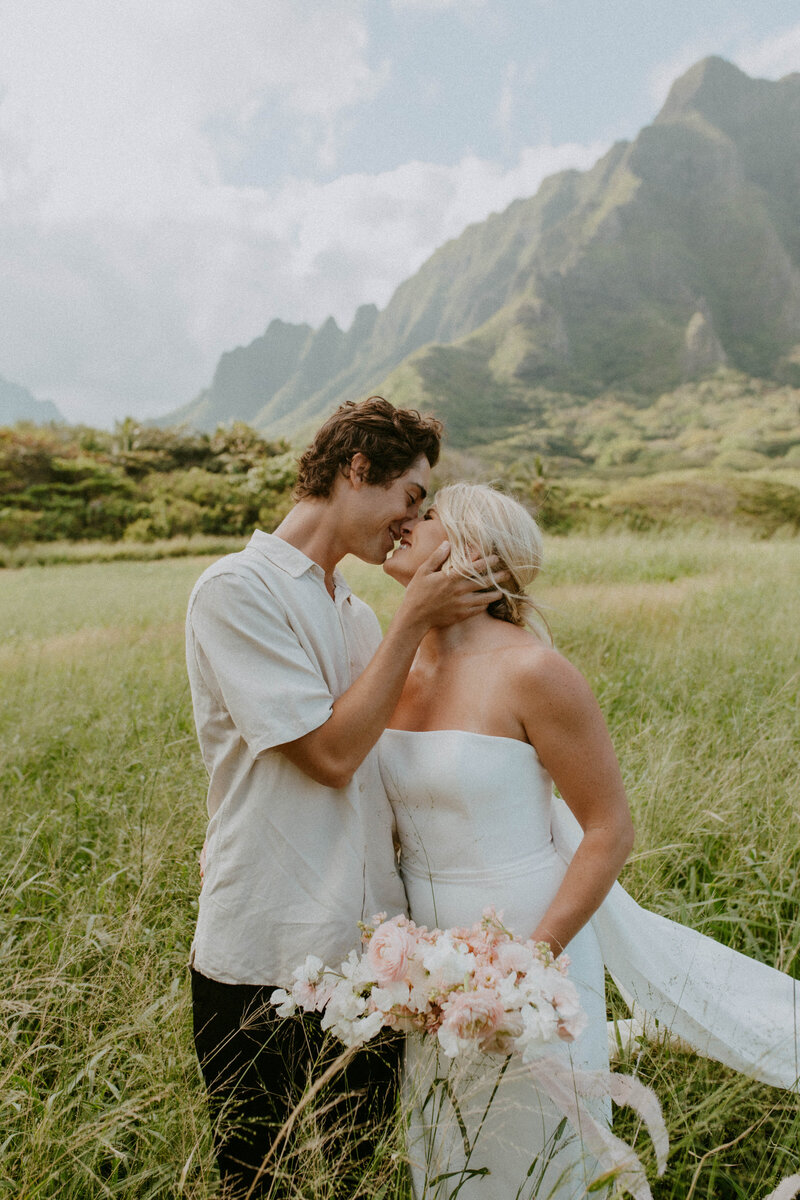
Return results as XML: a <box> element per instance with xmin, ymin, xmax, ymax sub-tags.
<box><xmin>376</xmin><ymin>536</ymin><xmax>402</xmax><ymax>565</ymax></box>
<box><xmin>352</xmin><ymin>544</ymin><xmax>392</xmax><ymax>567</ymax></box>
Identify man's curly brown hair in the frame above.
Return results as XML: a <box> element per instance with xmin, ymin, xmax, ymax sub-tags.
<box><xmin>294</xmin><ymin>396</ymin><xmax>443</xmax><ymax>500</ymax></box>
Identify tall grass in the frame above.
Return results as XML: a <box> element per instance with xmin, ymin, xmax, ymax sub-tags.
<box><xmin>0</xmin><ymin>533</ymin><xmax>798</xmax><ymax>1197</ymax></box>
<box><xmin>0</xmin><ymin>535</ymin><xmax>247</xmax><ymax>570</ymax></box>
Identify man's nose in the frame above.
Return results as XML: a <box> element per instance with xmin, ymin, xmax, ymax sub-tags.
<box><xmin>401</xmin><ymin>514</ymin><xmax>421</xmax><ymax>533</ymax></box>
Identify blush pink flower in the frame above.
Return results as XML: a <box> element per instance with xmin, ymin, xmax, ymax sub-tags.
<box><xmin>292</xmin><ymin>980</ymin><xmax>318</xmax><ymax>1009</ymax></box>
<box><xmin>441</xmin><ymin>988</ymin><xmax>505</xmax><ymax>1043</ymax></box>
<box><xmin>495</xmin><ymin>940</ymin><xmax>535</xmax><ymax>975</ymax></box>
<box><xmin>367</xmin><ymin>918</ymin><xmax>413</xmax><ymax>984</ymax></box>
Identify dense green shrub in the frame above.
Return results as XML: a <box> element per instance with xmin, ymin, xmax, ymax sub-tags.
<box><xmin>0</xmin><ymin>421</ymin><xmax>296</xmax><ymax>544</ymax></box>
<box><xmin>3</xmin><ymin>406</ymin><xmax>800</xmax><ymax>550</ymax></box>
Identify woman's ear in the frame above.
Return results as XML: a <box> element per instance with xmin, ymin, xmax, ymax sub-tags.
<box><xmin>347</xmin><ymin>451</ymin><xmax>370</xmax><ymax>489</ymax></box>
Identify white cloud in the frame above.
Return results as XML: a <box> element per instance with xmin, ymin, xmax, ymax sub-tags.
<box><xmin>0</xmin><ymin>0</ymin><xmax>605</xmax><ymax>425</ymax></box>
<box><xmin>1</xmin><ymin>137</ymin><xmax>606</xmax><ymax>424</ymax></box>
<box><xmin>266</xmin><ymin>140</ymin><xmax>607</xmax><ymax>308</ymax></box>
<box><xmin>734</xmin><ymin>21</ymin><xmax>800</xmax><ymax>79</ymax></box>
<box><xmin>0</xmin><ymin>0</ymin><xmax>383</xmax><ymax>219</ymax></box>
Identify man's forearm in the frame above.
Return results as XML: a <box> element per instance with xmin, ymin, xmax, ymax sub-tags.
<box><xmin>278</xmin><ymin>607</ymin><xmax>426</xmax><ymax>787</ymax></box>
<box><xmin>277</xmin><ymin>542</ymin><xmax>503</xmax><ymax>787</ymax></box>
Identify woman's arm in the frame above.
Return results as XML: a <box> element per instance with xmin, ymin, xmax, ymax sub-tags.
<box><xmin>515</xmin><ymin>647</ymin><xmax>635</xmax><ymax>954</ymax></box>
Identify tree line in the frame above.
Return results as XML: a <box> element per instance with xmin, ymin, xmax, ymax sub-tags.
<box><xmin>0</xmin><ymin>420</ymin><xmax>297</xmax><ymax>546</ymax></box>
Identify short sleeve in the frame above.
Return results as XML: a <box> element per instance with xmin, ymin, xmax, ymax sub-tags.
<box><xmin>188</xmin><ymin>570</ymin><xmax>333</xmax><ymax>755</ymax></box>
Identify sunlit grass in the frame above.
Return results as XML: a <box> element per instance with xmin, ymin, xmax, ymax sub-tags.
<box><xmin>0</xmin><ymin>534</ymin><xmax>248</xmax><ymax>570</ymax></box>
<box><xmin>1</xmin><ymin>531</ymin><xmax>798</xmax><ymax>1197</ymax></box>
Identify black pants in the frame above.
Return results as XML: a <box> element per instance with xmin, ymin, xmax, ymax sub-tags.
<box><xmin>191</xmin><ymin>968</ymin><xmax>401</xmax><ymax>1198</ymax></box>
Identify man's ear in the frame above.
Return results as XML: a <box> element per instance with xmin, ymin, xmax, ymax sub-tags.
<box><xmin>348</xmin><ymin>452</ymin><xmax>370</xmax><ymax>489</ymax></box>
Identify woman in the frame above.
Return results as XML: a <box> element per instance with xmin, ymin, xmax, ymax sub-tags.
<box><xmin>378</xmin><ymin>483</ymin><xmax>799</xmax><ymax>1199</ymax></box>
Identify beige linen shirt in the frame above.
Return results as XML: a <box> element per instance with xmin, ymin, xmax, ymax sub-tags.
<box><xmin>186</xmin><ymin>530</ymin><xmax>408</xmax><ymax>987</ymax></box>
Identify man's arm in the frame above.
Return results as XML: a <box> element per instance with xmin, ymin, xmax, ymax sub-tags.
<box><xmin>277</xmin><ymin>542</ymin><xmax>502</xmax><ymax>787</ymax></box>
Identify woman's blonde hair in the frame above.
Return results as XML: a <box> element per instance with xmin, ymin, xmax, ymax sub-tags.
<box><xmin>432</xmin><ymin>483</ymin><xmax>551</xmax><ymax>639</ymax></box>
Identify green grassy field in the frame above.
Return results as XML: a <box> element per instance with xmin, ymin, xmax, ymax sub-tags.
<box><xmin>1</xmin><ymin>532</ymin><xmax>798</xmax><ymax>1198</ymax></box>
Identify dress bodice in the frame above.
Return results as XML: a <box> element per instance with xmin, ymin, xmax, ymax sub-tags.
<box><xmin>377</xmin><ymin>729</ymin><xmax>571</xmax><ymax>938</ymax></box>
<box><xmin>378</xmin><ymin>728</ymin><xmax>555</xmax><ymax>883</ymax></box>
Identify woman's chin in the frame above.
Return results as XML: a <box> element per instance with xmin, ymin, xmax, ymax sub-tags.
<box><xmin>383</xmin><ymin>553</ymin><xmax>411</xmax><ymax>585</ymax></box>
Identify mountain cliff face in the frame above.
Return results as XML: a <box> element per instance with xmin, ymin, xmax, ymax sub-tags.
<box><xmin>0</xmin><ymin>376</ymin><xmax>62</xmax><ymax>426</ymax></box>
<box><xmin>164</xmin><ymin>58</ymin><xmax>800</xmax><ymax>444</ymax></box>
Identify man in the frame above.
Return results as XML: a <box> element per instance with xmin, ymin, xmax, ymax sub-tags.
<box><xmin>186</xmin><ymin>396</ymin><xmax>501</xmax><ymax>1195</ymax></box>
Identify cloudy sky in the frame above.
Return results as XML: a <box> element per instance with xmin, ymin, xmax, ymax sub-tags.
<box><xmin>2</xmin><ymin>0</ymin><xmax>800</xmax><ymax>425</ymax></box>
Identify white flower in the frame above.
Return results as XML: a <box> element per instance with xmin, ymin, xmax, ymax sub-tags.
<box><xmin>515</xmin><ymin>1002</ymin><xmax>559</xmax><ymax>1062</ymax></box>
<box><xmin>496</xmin><ymin>972</ymin><xmax>523</xmax><ymax>1008</ymax></box>
<box><xmin>349</xmin><ymin>1010</ymin><xmax>385</xmax><ymax>1047</ymax></box>
<box><xmin>547</xmin><ymin>974</ymin><xmax>582</xmax><ymax>1014</ymax></box>
<box><xmin>405</xmin><ymin>953</ymin><xmax>433</xmax><ymax>1010</ymax></box>
<box><xmin>341</xmin><ymin>947</ymin><xmax>373</xmax><ymax>986</ymax></box>
<box><xmin>292</xmin><ymin>954</ymin><xmax>325</xmax><ymax>985</ymax></box>
<box><xmin>371</xmin><ymin>981</ymin><xmax>411</xmax><ymax>1012</ymax></box>
<box><xmin>319</xmin><ymin>978</ymin><xmax>387</xmax><ymax>1047</ymax></box>
<box><xmin>323</xmin><ymin>980</ymin><xmax>366</xmax><ymax>1023</ymax></box>
<box><xmin>437</xmin><ymin>1023</ymin><xmax>474</xmax><ymax>1059</ymax></box>
<box><xmin>270</xmin><ymin>988</ymin><xmax>297</xmax><ymax>1018</ymax></box>
<box><xmin>519</xmin><ymin>960</ymin><xmax>549</xmax><ymax>994</ymax></box>
<box><xmin>422</xmin><ymin>933</ymin><xmax>476</xmax><ymax>988</ymax></box>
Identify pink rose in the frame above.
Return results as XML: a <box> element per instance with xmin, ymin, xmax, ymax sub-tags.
<box><xmin>440</xmin><ymin>988</ymin><xmax>505</xmax><ymax>1041</ymax></box>
<box><xmin>473</xmin><ymin>964</ymin><xmax>503</xmax><ymax>990</ymax></box>
<box><xmin>366</xmin><ymin>919</ymin><xmax>413</xmax><ymax>985</ymax></box>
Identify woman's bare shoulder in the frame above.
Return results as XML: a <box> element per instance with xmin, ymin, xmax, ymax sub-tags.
<box><xmin>500</xmin><ymin>631</ymin><xmax>573</xmax><ymax>675</ymax></box>
<box><xmin>504</xmin><ymin>637</ymin><xmax>598</xmax><ymax>722</ymax></box>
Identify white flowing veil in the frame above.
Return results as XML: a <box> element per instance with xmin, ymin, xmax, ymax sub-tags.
<box><xmin>550</xmin><ymin>793</ymin><xmax>800</xmax><ymax>1091</ymax></box>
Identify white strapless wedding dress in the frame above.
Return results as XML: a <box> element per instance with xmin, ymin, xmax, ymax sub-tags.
<box><xmin>378</xmin><ymin>728</ymin><xmax>799</xmax><ymax>1200</ymax></box>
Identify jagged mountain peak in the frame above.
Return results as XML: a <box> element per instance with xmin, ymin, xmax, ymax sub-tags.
<box><xmin>657</xmin><ymin>56</ymin><xmax>754</xmax><ymax>121</ymax></box>
<box><xmin>160</xmin><ymin>57</ymin><xmax>800</xmax><ymax>441</ymax></box>
<box><xmin>656</xmin><ymin>55</ymin><xmax>800</xmax><ymax>141</ymax></box>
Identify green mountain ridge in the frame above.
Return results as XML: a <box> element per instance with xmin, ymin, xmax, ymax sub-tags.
<box><xmin>161</xmin><ymin>57</ymin><xmax>800</xmax><ymax>446</ymax></box>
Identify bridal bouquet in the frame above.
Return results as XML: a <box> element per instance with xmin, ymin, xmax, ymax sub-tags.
<box><xmin>270</xmin><ymin>913</ymin><xmax>800</xmax><ymax>1200</ymax></box>
<box><xmin>273</xmin><ymin>909</ymin><xmax>672</xmax><ymax>1200</ymax></box>
<box><xmin>271</xmin><ymin>907</ymin><xmax>587</xmax><ymax>1061</ymax></box>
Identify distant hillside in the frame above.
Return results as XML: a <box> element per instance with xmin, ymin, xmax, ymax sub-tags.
<box><xmin>161</xmin><ymin>57</ymin><xmax>800</xmax><ymax>445</ymax></box>
<box><xmin>0</xmin><ymin>376</ymin><xmax>62</xmax><ymax>426</ymax></box>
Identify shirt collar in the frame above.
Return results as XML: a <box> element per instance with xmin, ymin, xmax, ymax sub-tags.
<box><xmin>248</xmin><ymin>530</ymin><xmax>352</xmax><ymax>600</ymax></box>
<box><xmin>248</xmin><ymin>530</ymin><xmax>317</xmax><ymax>577</ymax></box>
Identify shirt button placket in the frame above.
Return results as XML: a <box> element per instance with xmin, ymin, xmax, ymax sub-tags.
<box><xmin>334</xmin><ymin>592</ymin><xmax>354</xmax><ymax>689</ymax></box>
